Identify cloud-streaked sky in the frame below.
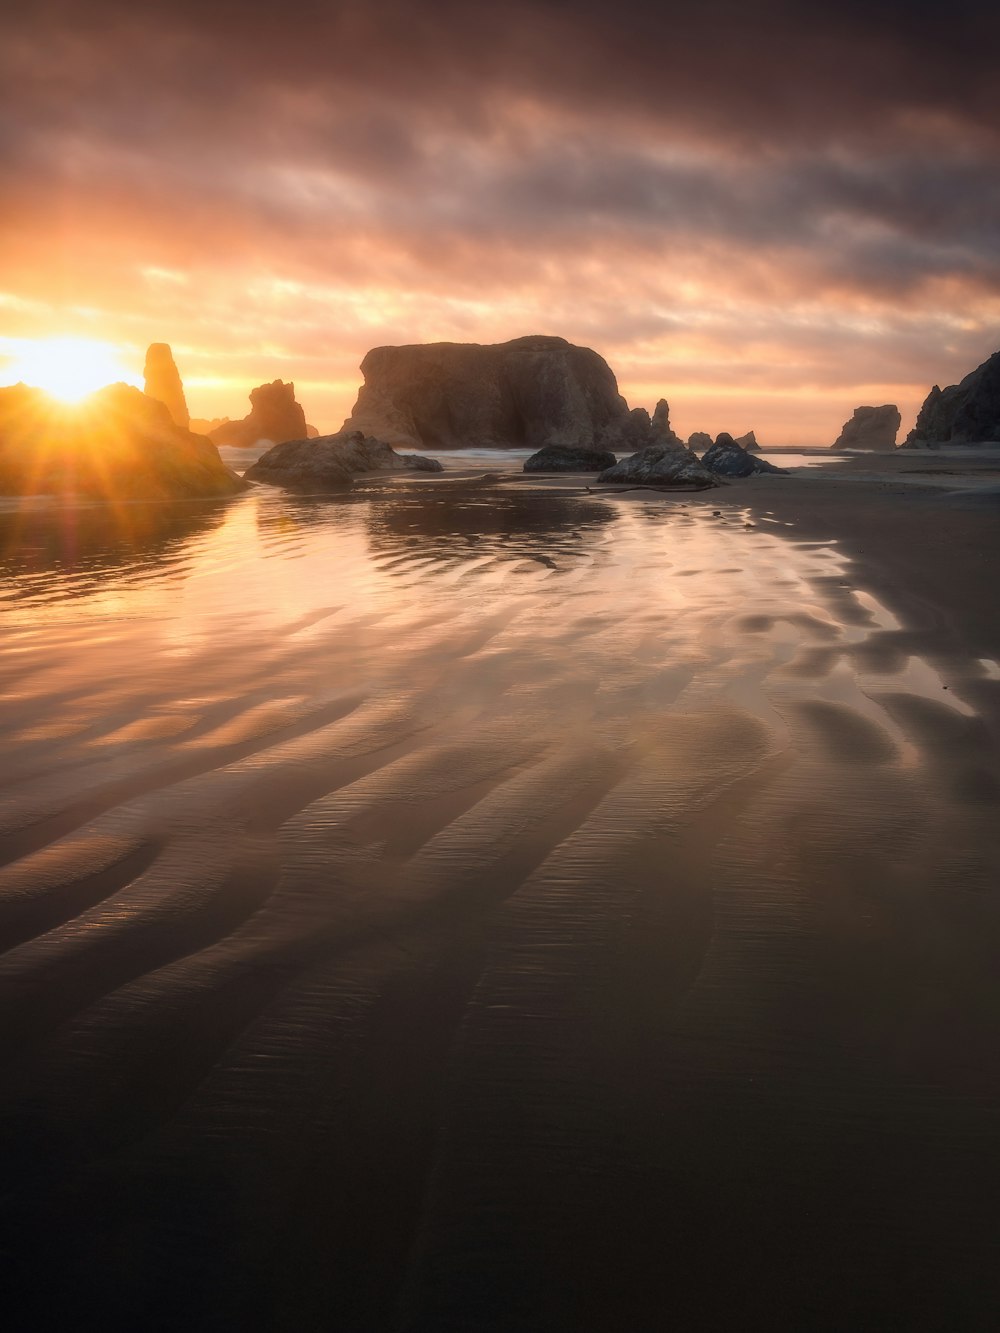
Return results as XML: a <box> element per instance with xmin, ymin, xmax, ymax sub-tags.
<box><xmin>2</xmin><ymin>0</ymin><xmax>998</xmax><ymax>441</ymax></box>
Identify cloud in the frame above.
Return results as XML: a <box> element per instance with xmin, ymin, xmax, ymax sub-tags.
<box><xmin>1</xmin><ymin>0</ymin><xmax>998</xmax><ymax>440</ymax></box>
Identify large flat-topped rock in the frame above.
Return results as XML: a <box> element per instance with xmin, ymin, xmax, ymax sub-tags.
<box><xmin>342</xmin><ymin>335</ymin><xmax>634</xmax><ymax>450</ymax></box>
<box><xmin>833</xmin><ymin>404</ymin><xmax>900</xmax><ymax>450</ymax></box>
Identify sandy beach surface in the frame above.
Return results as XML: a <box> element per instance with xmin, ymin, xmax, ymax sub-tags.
<box><xmin>1</xmin><ymin>450</ymin><xmax>999</xmax><ymax>1330</ymax></box>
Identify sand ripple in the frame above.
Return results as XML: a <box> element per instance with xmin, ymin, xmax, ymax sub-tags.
<box><xmin>0</xmin><ymin>484</ymin><xmax>998</xmax><ymax>1328</ymax></box>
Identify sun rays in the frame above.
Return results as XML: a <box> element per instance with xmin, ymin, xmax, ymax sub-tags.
<box><xmin>1</xmin><ymin>337</ymin><xmax>141</xmax><ymax>404</ymax></box>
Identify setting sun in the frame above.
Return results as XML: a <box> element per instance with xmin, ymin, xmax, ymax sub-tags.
<box><xmin>2</xmin><ymin>336</ymin><xmax>140</xmax><ymax>403</ymax></box>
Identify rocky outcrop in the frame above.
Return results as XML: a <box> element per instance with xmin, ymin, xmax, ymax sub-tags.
<box><xmin>211</xmin><ymin>381</ymin><xmax>308</xmax><ymax>448</ymax></box>
<box><xmin>832</xmin><ymin>405</ymin><xmax>900</xmax><ymax>451</ymax></box>
<box><xmin>0</xmin><ymin>383</ymin><xmax>245</xmax><ymax>500</ymax></box>
<box><xmin>342</xmin><ymin>335</ymin><xmax>638</xmax><ymax>451</ymax></box>
<box><xmin>702</xmin><ymin>434</ymin><xmax>788</xmax><ymax>477</ymax></box>
<box><xmin>597</xmin><ymin>441</ymin><xmax>719</xmax><ymax>488</ymax></box>
<box><xmin>735</xmin><ymin>430</ymin><xmax>760</xmax><ymax>451</ymax></box>
<box><xmin>143</xmin><ymin>343</ymin><xmax>189</xmax><ymax>428</ymax></box>
<box><xmin>687</xmin><ymin>431</ymin><xmax>713</xmax><ymax>451</ymax></box>
<box><xmin>650</xmin><ymin>398</ymin><xmax>681</xmax><ymax>445</ymax></box>
<box><xmin>524</xmin><ymin>444</ymin><xmax>617</xmax><ymax>472</ymax></box>
<box><xmin>244</xmin><ymin>431</ymin><xmax>443</xmax><ymax>490</ymax></box>
<box><xmin>904</xmin><ymin>350</ymin><xmax>1000</xmax><ymax>446</ymax></box>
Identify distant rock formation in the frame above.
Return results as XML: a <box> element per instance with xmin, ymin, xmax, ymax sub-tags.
<box><xmin>598</xmin><ymin>441</ymin><xmax>719</xmax><ymax>488</ymax></box>
<box><xmin>650</xmin><ymin>399</ymin><xmax>681</xmax><ymax>445</ymax></box>
<box><xmin>244</xmin><ymin>431</ymin><xmax>443</xmax><ymax>490</ymax></box>
<box><xmin>735</xmin><ymin>430</ymin><xmax>760</xmax><ymax>451</ymax></box>
<box><xmin>143</xmin><ymin>343</ymin><xmax>189</xmax><ymax>428</ymax></box>
<box><xmin>687</xmin><ymin>431</ymin><xmax>713</xmax><ymax>451</ymax></box>
<box><xmin>832</xmin><ymin>405</ymin><xmax>901</xmax><ymax>451</ymax></box>
<box><xmin>342</xmin><ymin>335</ymin><xmax>639</xmax><ymax>451</ymax></box>
<box><xmin>0</xmin><ymin>383</ymin><xmax>245</xmax><ymax>500</ymax></box>
<box><xmin>211</xmin><ymin>380</ymin><xmax>308</xmax><ymax>448</ymax></box>
<box><xmin>524</xmin><ymin>444</ymin><xmax>617</xmax><ymax>472</ymax></box>
<box><xmin>190</xmin><ymin>416</ymin><xmax>230</xmax><ymax>435</ymax></box>
<box><xmin>904</xmin><ymin>350</ymin><xmax>1000</xmax><ymax>446</ymax></box>
<box><xmin>702</xmin><ymin>434</ymin><xmax>788</xmax><ymax>477</ymax></box>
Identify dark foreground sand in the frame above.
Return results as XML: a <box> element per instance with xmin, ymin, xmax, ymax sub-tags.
<box><xmin>0</xmin><ymin>453</ymin><xmax>998</xmax><ymax>1331</ymax></box>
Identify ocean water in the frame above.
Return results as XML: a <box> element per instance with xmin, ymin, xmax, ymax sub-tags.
<box><xmin>0</xmin><ymin>479</ymin><xmax>997</xmax><ymax>1328</ymax></box>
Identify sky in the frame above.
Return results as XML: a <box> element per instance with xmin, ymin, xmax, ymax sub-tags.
<box><xmin>1</xmin><ymin>0</ymin><xmax>998</xmax><ymax>442</ymax></box>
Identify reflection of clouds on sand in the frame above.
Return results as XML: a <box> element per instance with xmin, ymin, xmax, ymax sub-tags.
<box><xmin>0</xmin><ymin>482</ymin><xmax>998</xmax><ymax>1326</ymax></box>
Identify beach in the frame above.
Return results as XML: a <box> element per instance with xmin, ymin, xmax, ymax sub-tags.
<box><xmin>1</xmin><ymin>452</ymin><xmax>999</xmax><ymax>1330</ymax></box>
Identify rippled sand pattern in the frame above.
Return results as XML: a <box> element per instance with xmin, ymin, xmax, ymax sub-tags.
<box><xmin>1</xmin><ymin>485</ymin><xmax>998</xmax><ymax>1330</ymax></box>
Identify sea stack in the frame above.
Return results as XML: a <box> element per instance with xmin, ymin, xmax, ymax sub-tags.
<box><xmin>904</xmin><ymin>350</ymin><xmax>1000</xmax><ymax>446</ymax></box>
<box><xmin>341</xmin><ymin>335</ymin><xmax>634</xmax><ymax>451</ymax></box>
<box><xmin>832</xmin><ymin>405</ymin><xmax>901</xmax><ymax>451</ymax></box>
<box><xmin>211</xmin><ymin>381</ymin><xmax>308</xmax><ymax>448</ymax></box>
<box><xmin>650</xmin><ymin>399</ymin><xmax>681</xmax><ymax>445</ymax></box>
<box><xmin>143</xmin><ymin>343</ymin><xmax>190</xmax><ymax>429</ymax></box>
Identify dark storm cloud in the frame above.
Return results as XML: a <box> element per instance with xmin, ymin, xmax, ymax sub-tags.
<box><xmin>3</xmin><ymin>0</ymin><xmax>998</xmax><ymax>300</ymax></box>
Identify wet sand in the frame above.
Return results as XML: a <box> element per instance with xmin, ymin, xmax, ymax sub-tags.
<box><xmin>1</xmin><ymin>457</ymin><xmax>999</xmax><ymax>1330</ymax></box>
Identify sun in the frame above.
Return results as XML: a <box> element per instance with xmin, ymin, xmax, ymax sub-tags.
<box><xmin>2</xmin><ymin>337</ymin><xmax>141</xmax><ymax>403</ymax></box>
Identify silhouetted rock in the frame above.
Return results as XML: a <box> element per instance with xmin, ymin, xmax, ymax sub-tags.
<box><xmin>343</xmin><ymin>335</ymin><xmax>636</xmax><ymax>450</ymax></box>
<box><xmin>904</xmin><ymin>351</ymin><xmax>1000</xmax><ymax>446</ymax></box>
<box><xmin>687</xmin><ymin>431</ymin><xmax>713</xmax><ymax>451</ymax></box>
<box><xmin>0</xmin><ymin>383</ymin><xmax>245</xmax><ymax>500</ymax></box>
<box><xmin>832</xmin><ymin>405</ymin><xmax>900</xmax><ymax>450</ymax></box>
<box><xmin>190</xmin><ymin>416</ymin><xmax>230</xmax><ymax>435</ymax></box>
<box><xmin>598</xmin><ymin>441</ymin><xmax>719</xmax><ymax>488</ymax></box>
<box><xmin>306</xmin><ymin>424</ymin><xmax>320</xmax><ymax>438</ymax></box>
<box><xmin>524</xmin><ymin>444</ymin><xmax>617</xmax><ymax>472</ymax></box>
<box><xmin>623</xmin><ymin>407</ymin><xmax>653</xmax><ymax>451</ymax></box>
<box><xmin>651</xmin><ymin>398</ymin><xmax>681</xmax><ymax>445</ymax></box>
<box><xmin>703</xmin><ymin>434</ymin><xmax>788</xmax><ymax>477</ymax></box>
<box><xmin>211</xmin><ymin>381</ymin><xmax>308</xmax><ymax>448</ymax></box>
<box><xmin>244</xmin><ymin>431</ymin><xmax>443</xmax><ymax>490</ymax></box>
<box><xmin>735</xmin><ymin>430</ymin><xmax>760</xmax><ymax>451</ymax></box>
<box><xmin>143</xmin><ymin>343</ymin><xmax>189</xmax><ymax>428</ymax></box>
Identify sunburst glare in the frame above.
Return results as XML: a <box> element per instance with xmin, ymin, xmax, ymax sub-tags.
<box><xmin>2</xmin><ymin>337</ymin><xmax>141</xmax><ymax>403</ymax></box>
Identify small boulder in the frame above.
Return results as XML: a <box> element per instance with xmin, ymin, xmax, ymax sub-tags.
<box><xmin>702</xmin><ymin>434</ymin><xmax>788</xmax><ymax>477</ymax></box>
<box><xmin>687</xmin><ymin>431</ymin><xmax>713</xmax><ymax>451</ymax></box>
<box><xmin>598</xmin><ymin>441</ymin><xmax>718</xmax><ymax>488</ymax></box>
<box><xmin>524</xmin><ymin>444</ymin><xmax>617</xmax><ymax>472</ymax></box>
<box><xmin>244</xmin><ymin>430</ymin><xmax>443</xmax><ymax>490</ymax></box>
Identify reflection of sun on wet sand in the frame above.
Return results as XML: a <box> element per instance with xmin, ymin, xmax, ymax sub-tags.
<box><xmin>0</xmin><ymin>454</ymin><xmax>999</xmax><ymax>1329</ymax></box>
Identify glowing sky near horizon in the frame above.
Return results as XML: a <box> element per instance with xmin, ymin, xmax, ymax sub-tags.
<box><xmin>1</xmin><ymin>0</ymin><xmax>998</xmax><ymax>442</ymax></box>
